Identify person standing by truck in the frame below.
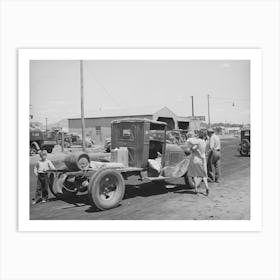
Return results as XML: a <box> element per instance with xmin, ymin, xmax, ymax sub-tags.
<box><xmin>186</xmin><ymin>131</ymin><xmax>210</xmax><ymax>195</ymax></box>
<box><xmin>207</xmin><ymin>128</ymin><xmax>221</xmax><ymax>183</ymax></box>
<box><xmin>32</xmin><ymin>150</ymin><xmax>55</xmax><ymax>204</ymax></box>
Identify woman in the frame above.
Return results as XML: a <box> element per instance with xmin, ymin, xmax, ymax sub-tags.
<box><xmin>186</xmin><ymin>131</ymin><xmax>209</xmax><ymax>195</ymax></box>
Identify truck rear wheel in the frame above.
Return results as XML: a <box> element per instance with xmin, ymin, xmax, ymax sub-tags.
<box><xmin>88</xmin><ymin>169</ymin><xmax>125</xmax><ymax>210</ymax></box>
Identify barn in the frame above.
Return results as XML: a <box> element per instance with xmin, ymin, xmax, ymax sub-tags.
<box><xmin>68</xmin><ymin>106</ymin><xmax>202</xmax><ymax>144</ymax></box>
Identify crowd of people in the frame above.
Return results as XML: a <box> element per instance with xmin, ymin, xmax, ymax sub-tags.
<box><xmin>184</xmin><ymin>128</ymin><xmax>221</xmax><ymax>195</ymax></box>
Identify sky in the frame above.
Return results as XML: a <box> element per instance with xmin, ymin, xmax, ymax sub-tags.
<box><xmin>30</xmin><ymin>60</ymin><xmax>250</xmax><ymax>125</ymax></box>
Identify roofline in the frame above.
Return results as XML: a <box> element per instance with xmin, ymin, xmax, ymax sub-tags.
<box><xmin>111</xmin><ymin>118</ymin><xmax>167</xmax><ymax>126</ymax></box>
<box><xmin>68</xmin><ymin>114</ymin><xmax>154</xmax><ymax>120</ymax></box>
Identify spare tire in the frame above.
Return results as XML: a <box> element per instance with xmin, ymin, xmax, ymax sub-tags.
<box><xmin>64</xmin><ymin>152</ymin><xmax>90</xmax><ymax>171</ymax></box>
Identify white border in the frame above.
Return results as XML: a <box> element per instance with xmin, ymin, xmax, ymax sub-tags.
<box><xmin>18</xmin><ymin>49</ymin><xmax>262</xmax><ymax>232</ymax></box>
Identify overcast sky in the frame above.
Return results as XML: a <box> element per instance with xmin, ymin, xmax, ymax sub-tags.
<box><xmin>30</xmin><ymin>60</ymin><xmax>250</xmax><ymax>124</ymax></box>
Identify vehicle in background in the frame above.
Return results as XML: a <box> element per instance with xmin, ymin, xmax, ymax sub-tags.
<box><xmin>238</xmin><ymin>129</ymin><xmax>250</xmax><ymax>156</ymax></box>
<box><xmin>56</xmin><ymin>132</ymin><xmax>94</xmax><ymax>148</ymax></box>
<box><xmin>70</xmin><ymin>133</ymin><xmax>94</xmax><ymax>148</ymax></box>
<box><xmin>104</xmin><ymin>138</ymin><xmax>111</xmax><ymax>152</ymax></box>
<box><xmin>166</xmin><ymin>129</ymin><xmax>189</xmax><ymax>144</ymax></box>
<box><xmin>30</xmin><ymin>129</ymin><xmax>57</xmax><ymax>155</ymax></box>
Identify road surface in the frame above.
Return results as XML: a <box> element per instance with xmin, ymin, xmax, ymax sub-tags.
<box><xmin>29</xmin><ymin>138</ymin><xmax>250</xmax><ymax>220</ymax></box>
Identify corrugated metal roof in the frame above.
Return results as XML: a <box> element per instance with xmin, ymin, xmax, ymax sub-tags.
<box><xmin>68</xmin><ymin>105</ymin><xmax>169</xmax><ymax>119</ymax></box>
<box><xmin>111</xmin><ymin>118</ymin><xmax>167</xmax><ymax>126</ymax></box>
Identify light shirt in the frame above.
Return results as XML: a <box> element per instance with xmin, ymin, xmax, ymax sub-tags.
<box><xmin>34</xmin><ymin>159</ymin><xmax>55</xmax><ymax>175</ymax></box>
<box><xmin>209</xmin><ymin>134</ymin><xmax>221</xmax><ymax>150</ymax></box>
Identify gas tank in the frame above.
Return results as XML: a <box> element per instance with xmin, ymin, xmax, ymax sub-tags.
<box><xmin>111</xmin><ymin>147</ymin><xmax>129</xmax><ymax>167</ymax></box>
<box><xmin>164</xmin><ymin>144</ymin><xmax>187</xmax><ymax>167</ymax></box>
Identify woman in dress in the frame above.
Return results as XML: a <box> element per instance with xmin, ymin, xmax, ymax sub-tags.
<box><xmin>186</xmin><ymin>131</ymin><xmax>209</xmax><ymax>195</ymax></box>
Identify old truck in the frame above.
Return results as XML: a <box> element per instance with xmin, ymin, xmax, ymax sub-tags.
<box><xmin>48</xmin><ymin>118</ymin><xmax>191</xmax><ymax>211</ymax></box>
<box><xmin>30</xmin><ymin>129</ymin><xmax>57</xmax><ymax>155</ymax></box>
<box><xmin>238</xmin><ymin>129</ymin><xmax>250</xmax><ymax>156</ymax></box>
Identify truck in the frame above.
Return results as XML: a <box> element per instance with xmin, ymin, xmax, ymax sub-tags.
<box><xmin>238</xmin><ymin>129</ymin><xmax>250</xmax><ymax>156</ymax></box>
<box><xmin>30</xmin><ymin>129</ymin><xmax>57</xmax><ymax>155</ymax></box>
<box><xmin>48</xmin><ymin>118</ymin><xmax>191</xmax><ymax>211</ymax></box>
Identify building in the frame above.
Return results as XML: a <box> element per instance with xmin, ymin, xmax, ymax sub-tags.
<box><xmin>68</xmin><ymin>106</ymin><xmax>204</xmax><ymax>144</ymax></box>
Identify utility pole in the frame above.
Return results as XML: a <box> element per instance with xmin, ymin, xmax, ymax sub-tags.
<box><xmin>190</xmin><ymin>96</ymin><xmax>194</xmax><ymax>117</ymax></box>
<box><xmin>45</xmin><ymin>118</ymin><xmax>48</xmax><ymax>136</ymax></box>
<box><xmin>80</xmin><ymin>60</ymin><xmax>86</xmax><ymax>151</ymax></box>
<box><xmin>207</xmin><ymin>94</ymin><xmax>211</xmax><ymax>128</ymax></box>
<box><xmin>61</xmin><ymin>131</ymin><xmax>65</xmax><ymax>152</ymax></box>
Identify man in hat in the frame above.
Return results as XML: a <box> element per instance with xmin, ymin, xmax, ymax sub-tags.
<box><xmin>207</xmin><ymin>128</ymin><xmax>221</xmax><ymax>183</ymax></box>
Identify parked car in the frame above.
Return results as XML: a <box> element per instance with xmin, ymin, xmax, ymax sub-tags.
<box><xmin>238</xmin><ymin>129</ymin><xmax>250</xmax><ymax>156</ymax></box>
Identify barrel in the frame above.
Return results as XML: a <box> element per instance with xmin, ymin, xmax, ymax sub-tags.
<box><xmin>64</xmin><ymin>152</ymin><xmax>90</xmax><ymax>171</ymax></box>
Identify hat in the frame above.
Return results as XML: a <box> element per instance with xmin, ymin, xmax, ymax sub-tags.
<box><xmin>207</xmin><ymin>128</ymin><xmax>214</xmax><ymax>133</ymax></box>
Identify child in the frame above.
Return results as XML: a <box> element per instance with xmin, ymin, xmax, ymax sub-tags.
<box><xmin>32</xmin><ymin>150</ymin><xmax>55</xmax><ymax>204</ymax></box>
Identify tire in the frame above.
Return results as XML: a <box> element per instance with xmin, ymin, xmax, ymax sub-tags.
<box><xmin>30</xmin><ymin>145</ymin><xmax>37</xmax><ymax>155</ymax></box>
<box><xmin>49</xmin><ymin>173</ymin><xmax>78</xmax><ymax>198</ymax></box>
<box><xmin>88</xmin><ymin>168</ymin><xmax>125</xmax><ymax>210</ymax></box>
<box><xmin>239</xmin><ymin>149</ymin><xmax>249</xmax><ymax>156</ymax></box>
<box><xmin>46</xmin><ymin>147</ymin><xmax>53</xmax><ymax>153</ymax></box>
<box><xmin>240</xmin><ymin>139</ymin><xmax>250</xmax><ymax>156</ymax></box>
<box><xmin>30</xmin><ymin>142</ymin><xmax>40</xmax><ymax>155</ymax></box>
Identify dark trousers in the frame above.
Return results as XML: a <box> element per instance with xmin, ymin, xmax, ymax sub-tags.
<box><xmin>35</xmin><ymin>173</ymin><xmax>49</xmax><ymax>201</ymax></box>
<box><xmin>207</xmin><ymin>150</ymin><xmax>221</xmax><ymax>181</ymax></box>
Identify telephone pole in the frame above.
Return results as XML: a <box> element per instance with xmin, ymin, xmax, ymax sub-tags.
<box><xmin>80</xmin><ymin>60</ymin><xmax>86</xmax><ymax>151</ymax></box>
<box><xmin>190</xmin><ymin>96</ymin><xmax>194</xmax><ymax>117</ymax></box>
<box><xmin>207</xmin><ymin>94</ymin><xmax>211</xmax><ymax>128</ymax></box>
<box><xmin>45</xmin><ymin>118</ymin><xmax>48</xmax><ymax>136</ymax></box>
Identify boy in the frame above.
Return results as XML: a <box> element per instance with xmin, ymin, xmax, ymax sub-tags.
<box><xmin>32</xmin><ymin>150</ymin><xmax>55</xmax><ymax>204</ymax></box>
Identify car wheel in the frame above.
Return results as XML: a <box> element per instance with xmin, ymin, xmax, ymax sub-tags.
<box><xmin>88</xmin><ymin>169</ymin><xmax>125</xmax><ymax>210</ymax></box>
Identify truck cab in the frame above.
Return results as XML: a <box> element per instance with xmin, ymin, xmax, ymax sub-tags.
<box><xmin>111</xmin><ymin>118</ymin><xmax>187</xmax><ymax>172</ymax></box>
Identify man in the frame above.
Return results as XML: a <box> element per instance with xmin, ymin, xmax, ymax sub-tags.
<box><xmin>207</xmin><ymin>128</ymin><xmax>221</xmax><ymax>183</ymax></box>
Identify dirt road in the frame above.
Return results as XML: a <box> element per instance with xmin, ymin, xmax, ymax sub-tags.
<box><xmin>29</xmin><ymin>138</ymin><xmax>250</xmax><ymax>220</ymax></box>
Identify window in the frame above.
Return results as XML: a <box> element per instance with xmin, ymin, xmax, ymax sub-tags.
<box><xmin>118</xmin><ymin>126</ymin><xmax>135</xmax><ymax>141</ymax></box>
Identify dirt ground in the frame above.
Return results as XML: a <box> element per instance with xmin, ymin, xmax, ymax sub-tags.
<box><xmin>29</xmin><ymin>138</ymin><xmax>250</xmax><ymax>220</ymax></box>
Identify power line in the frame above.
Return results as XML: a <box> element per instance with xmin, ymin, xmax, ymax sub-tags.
<box><xmin>187</xmin><ymin>94</ymin><xmax>249</xmax><ymax>102</ymax></box>
<box><xmin>84</xmin><ymin>65</ymin><xmax>121</xmax><ymax>107</ymax></box>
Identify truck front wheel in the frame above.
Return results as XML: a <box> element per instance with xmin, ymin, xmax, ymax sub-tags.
<box><xmin>88</xmin><ymin>169</ymin><xmax>125</xmax><ymax>210</ymax></box>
